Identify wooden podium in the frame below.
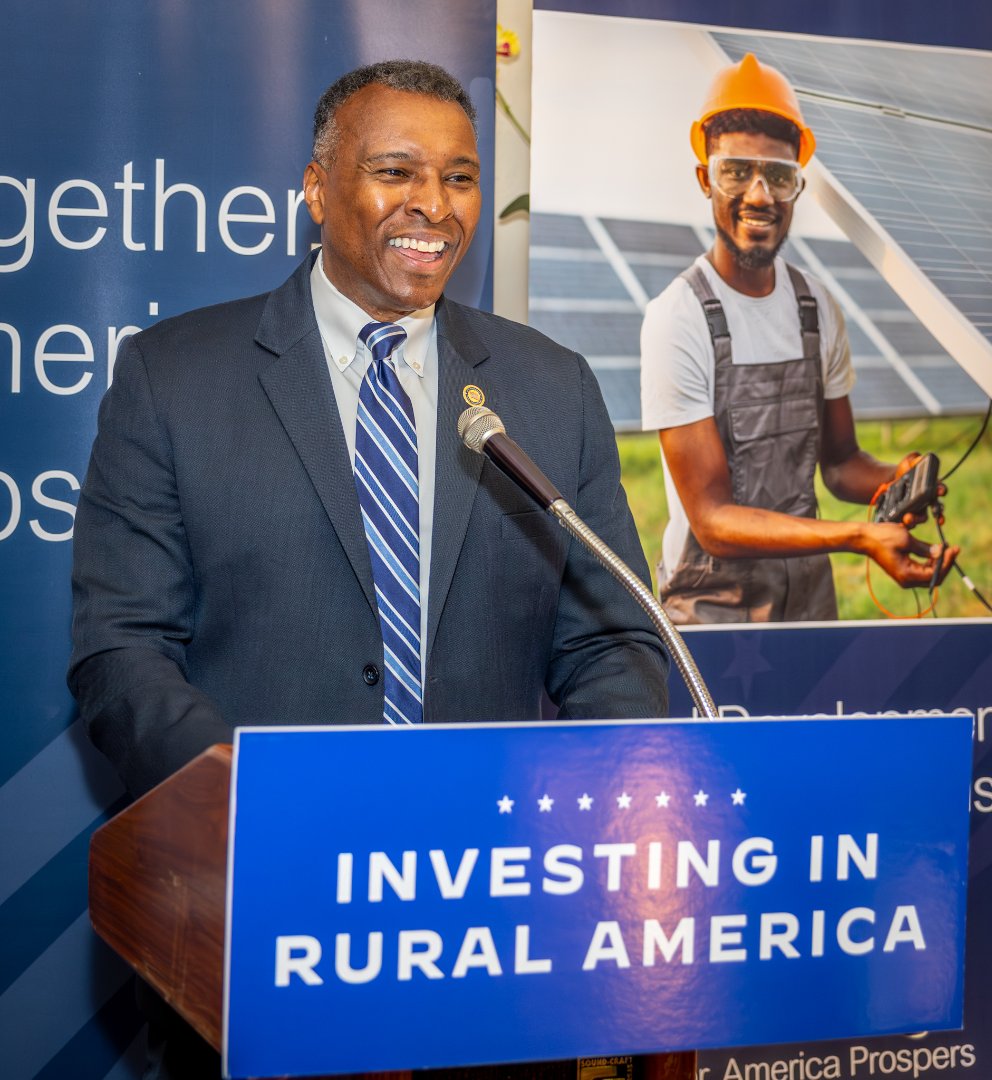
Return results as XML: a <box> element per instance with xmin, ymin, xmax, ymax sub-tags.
<box><xmin>89</xmin><ymin>744</ymin><xmax>696</xmax><ymax>1080</ymax></box>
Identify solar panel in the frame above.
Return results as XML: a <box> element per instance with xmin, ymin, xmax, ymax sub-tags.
<box><xmin>529</xmin><ymin>212</ymin><xmax>988</xmax><ymax>430</ymax></box>
<box><xmin>710</xmin><ymin>33</ymin><xmax>992</xmax><ymax>131</ymax></box>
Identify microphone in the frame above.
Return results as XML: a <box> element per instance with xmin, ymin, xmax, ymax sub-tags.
<box><xmin>457</xmin><ymin>405</ymin><xmax>562</xmax><ymax>510</ymax></box>
<box><xmin>457</xmin><ymin>405</ymin><xmax>718</xmax><ymax>718</ymax></box>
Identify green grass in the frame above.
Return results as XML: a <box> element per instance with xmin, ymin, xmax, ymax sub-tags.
<box><xmin>617</xmin><ymin>414</ymin><xmax>992</xmax><ymax>620</ymax></box>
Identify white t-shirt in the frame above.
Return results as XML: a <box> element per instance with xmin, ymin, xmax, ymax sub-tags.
<box><xmin>640</xmin><ymin>254</ymin><xmax>856</xmax><ymax>584</ymax></box>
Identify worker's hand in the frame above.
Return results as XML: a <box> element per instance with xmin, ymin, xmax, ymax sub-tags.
<box><xmin>893</xmin><ymin>452</ymin><xmax>948</xmax><ymax>528</ymax></box>
<box><xmin>865</xmin><ymin>521</ymin><xmax>958</xmax><ymax>588</ymax></box>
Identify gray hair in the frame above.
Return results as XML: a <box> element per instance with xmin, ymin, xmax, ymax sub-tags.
<box><xmin>312</xmin><ymin>59</ymin><xmax>477</xmax><ymax>165</ymax></box>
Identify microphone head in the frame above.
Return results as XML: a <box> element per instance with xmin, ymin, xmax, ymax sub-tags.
<box><xmin>458</xmin><ymin>405</ymin><xmax>505</xmax><ymax>453</ymax></box>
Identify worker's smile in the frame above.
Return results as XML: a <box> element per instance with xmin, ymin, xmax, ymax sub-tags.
<box><xmin>737</xmin><ymin>209</ymin><xmax>778</xmax><ymax>230</ymax></box>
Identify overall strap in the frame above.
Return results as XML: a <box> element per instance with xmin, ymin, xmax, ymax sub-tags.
<box><xmin>785</xmin><ymin>263</ymin><xmax>820</xmax><ymax>360</ymax></box>
<box><xmin>681</xmin><ymin>263</ymin><xmax>733</xmax><ymax>368</ymax></box>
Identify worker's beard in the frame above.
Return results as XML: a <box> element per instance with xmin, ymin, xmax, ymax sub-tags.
<box><xmin>716</xmin><ymin>223</ymin><xmax>787</xmax><ymax>271</ymax></box>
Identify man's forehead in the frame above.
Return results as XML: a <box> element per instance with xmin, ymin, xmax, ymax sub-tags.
<box><xmin>711</xmin><ymin>129</ymin><xmax>798</xmax><ymax>161</ymax></box>
<box><xmin>338</xmin><ymin>83</ymin><xmax>475</xmax><ymax>133</ymax></box>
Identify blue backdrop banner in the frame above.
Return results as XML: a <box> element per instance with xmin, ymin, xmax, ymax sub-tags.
<box><xmin>0</xmin><ymin>5</ymin><xmax>495</xmax><ymax>1078</ymax></box>
<box><xmin>225</xmin><ymin>716</ymin><xmax>971</xmax><ymax>1077</ymax></box>
<box><xmin>670</xmin><ymin>621</ymin><xmax>992</xmax><ymax>1080</ymax></box>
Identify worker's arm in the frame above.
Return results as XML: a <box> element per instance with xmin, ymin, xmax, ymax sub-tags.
<box><xmin>658</xmin><ymin>415</ymin><xmax>956</xmax><ymax>587</ymax></box>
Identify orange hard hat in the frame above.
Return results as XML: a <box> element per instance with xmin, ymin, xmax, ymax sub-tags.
<box><xmin>690</xmin><ymin>52</ymin><xmax>816</xmax><ymax>166</ymax></box>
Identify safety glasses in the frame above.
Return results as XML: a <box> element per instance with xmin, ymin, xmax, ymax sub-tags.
<box><xmin>708</xmin><ymin>155</ymin><xmax>804</xmax><ymax>203</ymax></box>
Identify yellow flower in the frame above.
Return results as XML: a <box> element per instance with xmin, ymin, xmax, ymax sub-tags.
<box><xmin>497</xmin><ymin>24</ymin><xmax>520</xmax><ymax>60</ymax></box>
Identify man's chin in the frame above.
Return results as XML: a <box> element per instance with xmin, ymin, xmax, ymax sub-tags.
<box><xmin>718</xmin><ymin>226</ymin><xmax>785</xmax><ymax>271</ymax></box>
<box><xmin>736</xmin><ymin>247</ymin><xmax>778</xmax><ymax>270</ymax></box>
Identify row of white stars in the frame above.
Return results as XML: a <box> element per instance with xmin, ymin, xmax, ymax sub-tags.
<box><xmin>497</xmin><ymin>789</ymin><xmax>747</xmax><ymax>814</ymax></box>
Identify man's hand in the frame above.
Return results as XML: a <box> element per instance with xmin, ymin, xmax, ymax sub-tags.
<box><xmin>862</xmin><ymin>520</ymin><xmax>958</xmax><ymax>588</ymax></box>
<box><xmin>890</xmin><ymin>451</ymin><xmax>948</xmax><ymax>529</ymax></box>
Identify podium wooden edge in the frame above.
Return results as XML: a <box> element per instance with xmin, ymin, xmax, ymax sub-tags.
<box><xmin>89</xmin><ymin>743</ymin><xmax>233</xmax><ymax>1050</ymax></box>
<box><xmin>88</xmin><ymin>742</ymin><xmax>696</xmax><ymax>1080</ymax></box>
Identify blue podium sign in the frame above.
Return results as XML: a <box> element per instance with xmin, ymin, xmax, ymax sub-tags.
<box><xmin>223</xmin><ymin>717</ymin><xmax>971</xmax><ymax>1078</ymax></box>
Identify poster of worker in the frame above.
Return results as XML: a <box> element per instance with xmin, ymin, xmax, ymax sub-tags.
<box><xmin>525</xmin><ymin>10</ymin><xmax>992</xmax><ymax>1079</ymax></box>
<box><xmin>527</xmin><ymin>9</ymin><xmax>992</xmax><ymax>627</ymax></box>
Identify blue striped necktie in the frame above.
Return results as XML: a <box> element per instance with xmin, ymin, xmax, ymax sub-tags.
<box><xmin>354</xmin><ymin>321</ymin><xmax>423</xmax><ymax>725</ymax></box>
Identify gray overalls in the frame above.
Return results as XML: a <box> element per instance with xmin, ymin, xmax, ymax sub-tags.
<box><xmin>660</xmin><ymin>262</ymin><xmax>838</xmax><ymax>624</ymax></box>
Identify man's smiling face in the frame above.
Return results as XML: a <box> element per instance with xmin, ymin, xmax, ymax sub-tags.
<box><xmin>304</xmin><ymin>83</ymin><xmax>481</xmax><ymax>322</ymax></box>
<box><xmin>699</xmin><ymin>130</ymin><xmax>798</xmax><ymax>273</ymax></box>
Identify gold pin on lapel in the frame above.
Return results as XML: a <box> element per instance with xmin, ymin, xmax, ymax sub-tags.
<box><xmin>462</xmin><ymin>385</ymin><xmax>486</xmax><ymax>407</ymax></box>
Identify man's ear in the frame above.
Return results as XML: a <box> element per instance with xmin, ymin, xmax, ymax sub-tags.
<box><xmin>303</xmin><ymin>161</ymin><xmax>326</xmax><ymax>226</ymax></box>
<box><xmin>695</xmin><ymin>163</ymin><xmax>712</xmax><ymax>199</ymax></box>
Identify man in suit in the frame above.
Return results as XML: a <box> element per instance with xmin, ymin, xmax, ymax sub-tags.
<box><xmin>70</xmin><ymin>57</ymin><xmax>670</xmax><ymax>1078</ymax></box>
<box><xmin>69</xmin><ymin>59</ymin><xmax>668</xmax><ymax>801</ymax></box>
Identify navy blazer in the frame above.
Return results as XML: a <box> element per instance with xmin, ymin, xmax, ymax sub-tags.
<box><xmin>69</xmin><ymin>257</ymin><xmax>669</xmax><ymax>796</ymax></box>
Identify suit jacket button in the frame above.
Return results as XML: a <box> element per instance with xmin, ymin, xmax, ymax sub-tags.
<box><xmin>362</xmin><ymin>664</ymin><xmax>380</xmax><ymax>686</ymax></box>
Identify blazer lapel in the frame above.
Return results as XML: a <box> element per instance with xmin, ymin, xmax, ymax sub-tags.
<box><xmin>426</xmin><ymin>297</ymin><xmax>490</xmax><ymax>662</ymax></box>
<box><xmin>255</xmin><ymin>258</ymin><xmax>376</xmax><ymax>614</ymax></box>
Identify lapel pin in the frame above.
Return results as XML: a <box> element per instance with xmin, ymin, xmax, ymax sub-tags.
<box><xmin>462</xmin><ymin>384</ymin><xmax>485</xmax><ymax>407</ymax></box>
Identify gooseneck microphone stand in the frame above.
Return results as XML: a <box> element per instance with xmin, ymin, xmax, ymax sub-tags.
<box><xmin>458</xmin><ymin>405</ymin><xmax>719</xmax><ymax>719</ymax></box>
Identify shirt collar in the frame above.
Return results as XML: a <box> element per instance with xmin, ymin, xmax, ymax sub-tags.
<box><xmin>310</xmin><ymin>255</ymin><xmax>434</xmax><ymax>379</ymax></box>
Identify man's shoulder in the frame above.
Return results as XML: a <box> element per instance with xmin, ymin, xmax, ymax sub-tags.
<box><xmin>779</xmin><ymin>260</ymin><xmax>845</xmax><ymax>334</ymax></box>
<box><xmin>130</xmin><ymin>255</ymin><xmax>313</xmax><ymax>359</ymax></box>
<box><xmin>115</xmin><ymin>279</ymin><xmax>293</xmax><ymax>399</ymax></box>
<box><xmin>779</xmin><ymin>258</ymin><xmax>832</xmax><ymax>303</ymax></box>
<box><xmin>132</xmin><ymin>290</ymin><xmax>269</xmax><ymax>354</ymax></box>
